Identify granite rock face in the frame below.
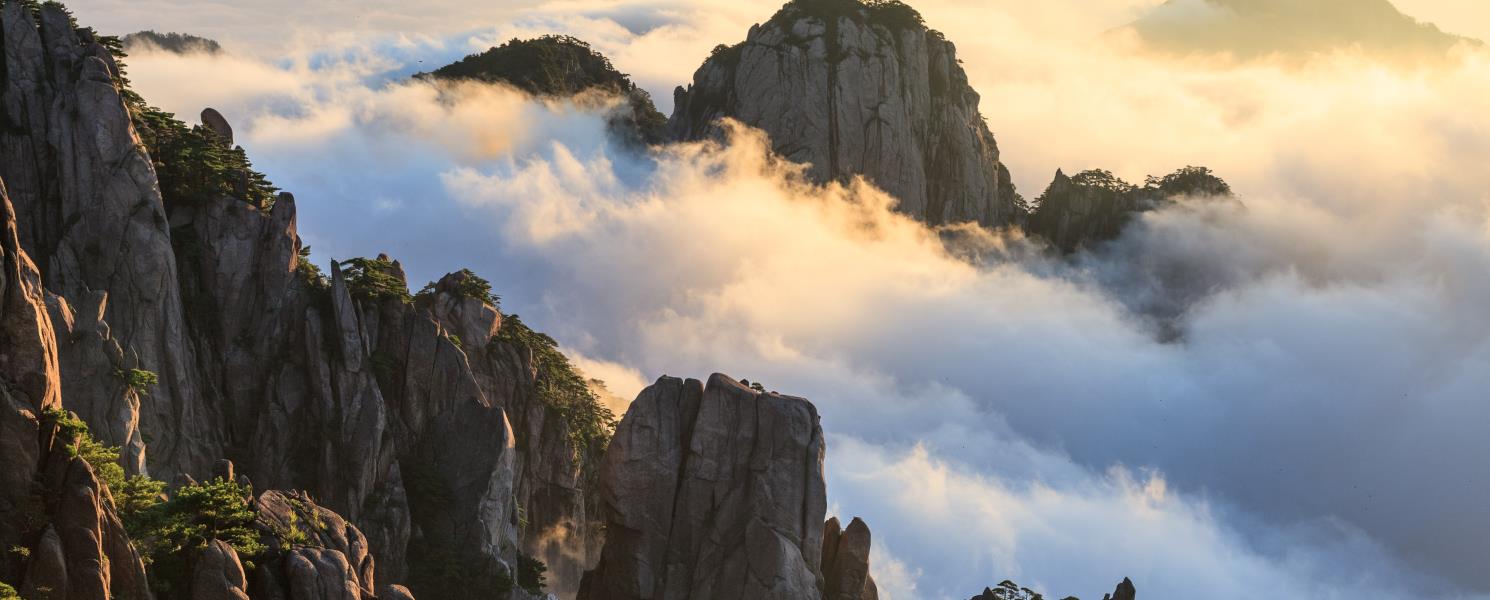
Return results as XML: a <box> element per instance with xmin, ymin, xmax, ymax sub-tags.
<box><xmin>670</xmin><ymin>0</ymin><xmax>1024</xmax><ymax>228</ymax></box>
<box><xmin>1</xmin><ymin>175</ymin><xmax>153</xmax><ymax>600</ymax></box>
<box><xmin>578</xmin><ymin>374</ymin><xmax>876</xmax><ymax>600</ymax></box>
<box><xmin>1</xmin><ymin>2</ymin><xmax>220</xmax><ymax>478</ymax></box>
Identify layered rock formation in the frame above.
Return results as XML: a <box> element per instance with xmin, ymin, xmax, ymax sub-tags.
<box><xmin>670</xmin><ymin>0</ymin><xmax>1024</xmax><ymax>228</ymax></box>
<box><xmin>577</xmin><ymin>374</ymin><xmax>876</xmax><ymax>600</ymax></box>
<box><xmin>1027</xmin><ymin>166</ymin><xmax>1233</xmax><ymax>253</ymax></box>
<box><xmin>423</xmin><ymin>35</ymin><xmax>669</xmax><ymax>147</ymax></box>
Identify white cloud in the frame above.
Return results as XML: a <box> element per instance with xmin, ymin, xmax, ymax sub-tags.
<box><xmin>89</xmin><ymin>1</ymin><xmax>1490</xmax><ymax>598</ymax></box>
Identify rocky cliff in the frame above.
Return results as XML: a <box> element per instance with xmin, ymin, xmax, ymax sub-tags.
<box><xmin>0</xmin><ymin>3</ymin><xmax>608</xmax><ymax>598</ymax></box>
<box><xmin>669</xmin><ymin>0</ymin><xmax>1024</xmax><ymax>228</ymax></box>
<box><xmin>577</xmin><ymin>374</ymin><xmax>877</xmax><ymax>600</ymax></box>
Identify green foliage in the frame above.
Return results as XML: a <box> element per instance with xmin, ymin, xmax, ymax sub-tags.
<box><xmin>426</xmin><ymin>35</ymin><xmax>630</xmax><ymax>96</ymax></box>
<box><xmin>134</xmin><ymin>478</ymin><xmax>263</xmax><ymax>595</ymax></box>
<box><xmin>0</xmin><ymin>581</ymin><xmax>18</xmax><ymax>600</ymax></box>
<box><xmin>1144</xmin><ymin>165</ymin><xmax>1233</xmax><ymax>198</ymax></box>
<box><xmin>297</xmin><ymin>246</ymin><xmax>329</xmax><ymax>292</ymax></box>
<box><xmin>416</xmin><ymin>268</ymin><xmax>501</xmax><ymax>307</ymax></box>
<box><xmin>338</xmin><ymin>257</ymin><xmax>411</xmax><ymax>304</ymax></box>
<box><xmin>120</xmin><ymin>30</ymin><xmax>222</xmax><ymax>54</ymax></box>
<box><xmin>447</xmin><ymin>333</ymin><xmax>463</xmax><ymax>350</ymax></box>
<box><xmin>407</xmin><ymin>545</ymin><xmax>513</xmax><ymax>599</ymax></box>
<box><xmin>517</xmin><ymin>553</ymin><xmax>548</xmax><ymax>595</ymax></box>
<box><xmin>113</xmin><ymin>368</ymin><xmax>159</xmax><ymax>393</ymax></box>
<box><xmin>778</xmin><ymin>0</ymin><xmax>926</xmax><ymax>31</ymax></box>
<box><xmin>986</xmin><ymin>580</ymin><xmax>1048</xmax><ymax>600</ymax></box>
<box><xmin>97</xmin><ymin>30</ymin><xmax>279</xmax><ymax>211</ymax></box>
<box><xmin>40</xmin><ymin>410</ymin><xmax>165</xmax><ymax>558</ymax></box>
<box><xmin>866</xmin><ymin>0</ymin><xmax>926</xmax><ymax>29</ymax></box>
<box><xmin>493</xmin><ymin>314</ymin><xmax>617</xmax><ymax>459</ymax></box>
<box><xmin>1069</xmin><ymin>169</ymin><xmax>1137</xmax><ymax>195</ymax></box>
<box><xmin>129</xmin><ymin>105</ymin><xmax>280</xmax><ymax>209</ymax></box>
<box><xmin>46</xmin><ymin>409</ymin><xmax>127</xmax><ymax>491</ymax></box>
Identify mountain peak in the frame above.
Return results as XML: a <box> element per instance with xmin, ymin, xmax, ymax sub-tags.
<box><xmin>670</xmin><ymin>0</ymin><xmax>1024</xmax><ymax>228</ymax></box>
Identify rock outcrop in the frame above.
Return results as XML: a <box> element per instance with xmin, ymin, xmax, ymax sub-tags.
<box><xmin>821</xmin><ymin>517</ymin><xmax>877</xmax><ymax>600</ymax></box>
<box><xmin>1104</xmin><ymin>578</ymin><xmax>1137</xmax><ymax>600</ymax></box>
<box><xmin>577</xmin><ymin>374</ymin><xmax>876</xmax><ymax>600</ymax></box>
<box><xmin>1027</xmin><ymin>167</ymin><xmax>1233</xmax><ymax>253</ymax></box>
<box><xmin>670</xmin><ymin>0</ymin><xmax>1024</xmax><ymax>228</ymax></box>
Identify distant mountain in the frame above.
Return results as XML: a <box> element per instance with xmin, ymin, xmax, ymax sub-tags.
<box><xmin>122</xmin><ymin>29</ymin><xmax>223</xmax><ymax>54</ymax></box>
<box><xmin>421</xmin><ymin>35</ymin><xmax>668</xmax><ymax>147</ymax></box>
<box><xmin>1124</xmin><ymin>0</ymin><xmax>1477</xmax><ymax>61</ymax></box>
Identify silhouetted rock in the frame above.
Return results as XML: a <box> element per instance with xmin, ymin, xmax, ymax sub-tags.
<box><xmin>1104</xmin><ymin>577</ymin><xmax>1137</xmax><ymax>600</ymax></box>
<box><xmin>202</xmin><ymin>108</ymin><xmax>236</xmax><ymax>146</ymax></box>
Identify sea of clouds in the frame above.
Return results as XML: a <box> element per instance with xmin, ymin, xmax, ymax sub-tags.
<box><xmin>70</xmin><ymin>0</ymin><xmax>1490</xmax><ymax>598</ymax></box>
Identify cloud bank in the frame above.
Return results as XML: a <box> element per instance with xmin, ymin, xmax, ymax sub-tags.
<box><xmin>87</xmin><ymin>1</ymin><xmax>1490</xmax><ymax>598</ymax></box>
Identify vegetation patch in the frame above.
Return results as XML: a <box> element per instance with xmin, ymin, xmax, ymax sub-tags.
<box><xmin>113</xmin><ymin>368</ymin><xmax>159</xmax><ymax>393</ymax></box>
<box><xmin>492</xmin><ymin>314</ymin><xmax>617</xmax><ymax>459</ymax></box>
<box><xmin>338</xmin><ymin>257</ymin><xmax>411</xmax><ymax>304</ymax></box>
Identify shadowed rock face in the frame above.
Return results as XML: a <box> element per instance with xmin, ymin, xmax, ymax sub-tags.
<box><xmin>578</xmin><ymin>374</ymin><xmax>877</xmax><ymax>600</ymax></box>
<box><xmin>1</xmin><ymin>174</ymin><xmax>153</xmax><ymax>600</ymax></box>
<box><xmin>670</xmin><ymin>0</ymin><xmax>1024</xmax><ymax>228</ymax></box>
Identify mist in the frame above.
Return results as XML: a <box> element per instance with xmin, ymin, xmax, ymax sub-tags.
<box><xmin>75</xmin><ymin>0</ymin><xmax>1490</xmax><ymax>598</ymax></box>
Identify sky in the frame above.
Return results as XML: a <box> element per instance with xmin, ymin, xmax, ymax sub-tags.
<box><xmin>66</xmin><ymin>0</ymin><xmax>1490</xmax><ymax>598</ymax></box>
